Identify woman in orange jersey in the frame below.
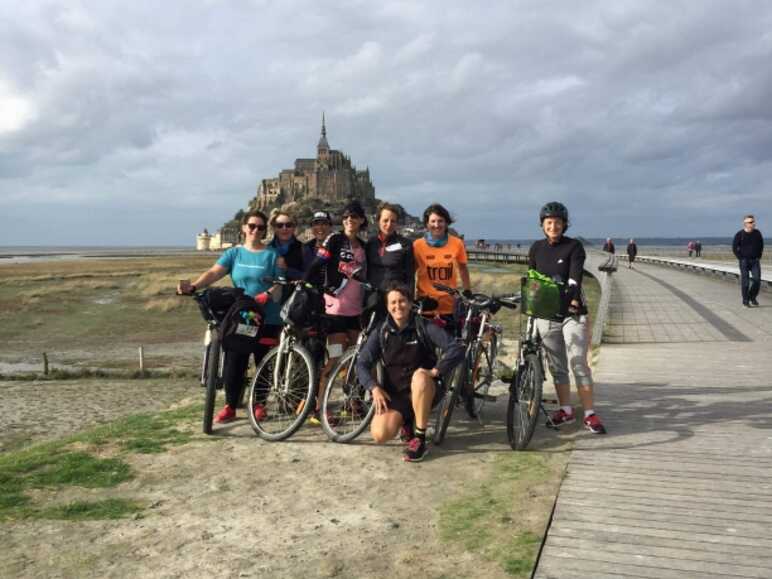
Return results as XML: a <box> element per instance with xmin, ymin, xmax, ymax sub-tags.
<box><xmin>412</xmin><ymin>203</ymin><xmax>472</xmax><ymax>328</ymax></box>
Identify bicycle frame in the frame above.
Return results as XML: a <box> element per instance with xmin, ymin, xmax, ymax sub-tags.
<box><xmin>515</xmin><ymin>316</ymin><xmax>556</xmax><ymax>429</ymax></box>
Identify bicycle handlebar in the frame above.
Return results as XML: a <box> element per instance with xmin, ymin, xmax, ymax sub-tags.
<box><xmin>431</xmin><ymin>283</ymin><xmax>520</xmax><ymax>311</ymax></box>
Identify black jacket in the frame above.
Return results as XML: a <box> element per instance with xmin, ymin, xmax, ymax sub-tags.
<box><xmin>528</xmin><ymin>236</ymin><xmax>588</xmax><ymax>317</ymax></box>
<box><xmin>365</xmin><ymin>232</ymin><xmax>415</xmax><ymax>295</ymax></box>
<box><xmin>303</xmin><ymin>231</ymin><xmax>367</xmax><ymax>293</ymax></box>
<box><xmin>627</xmin><ymin>242</ymin><xmax>638</xmax><ymax>257</ymax></box>
<box><xmin>733</xmin><ymin>229</ymin><xmax>764</xmax><ymax>260</ymax></box>
<box><xmin>356</xmin><ymin>314</ymin><xmax>464</xmax><ymax>393</ymax></box>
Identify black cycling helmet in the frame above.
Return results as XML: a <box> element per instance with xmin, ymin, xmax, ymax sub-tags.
<box><xmin>539</xmin><ymin>201</ymin><xmax>569</xmax><ymax>230</ymax></box>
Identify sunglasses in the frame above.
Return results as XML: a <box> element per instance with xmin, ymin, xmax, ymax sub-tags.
<box><xmin>246</xmin><ymin>223</ymin><xmax>266</xmax><ymax>231</ymax></box>
<box><xmin>274</xmin><ymin>222</ymin><xmax>295</xmax><ymax>229</ymax></box>
<box><xmin>342</xmin><ymin>214</ymin><xmax>362</xmax><ymax>221</ymax></box>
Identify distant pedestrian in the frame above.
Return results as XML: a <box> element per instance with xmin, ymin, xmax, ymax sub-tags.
<box><xmin>695</xmin><ymin>240</ymin><xmax>702</xmax><ymax>258</ymax></box>
<box><xmin>626</xmin><ymin>239</ymin><xmax>637</xmax><ymax>268</ymax></box>
<box><xmin>733</xmin><ymin>215</ymin><xmax>764</xmax><ymax>307</ymax></box>
<box><xmin>602</xmin><ymin>238</ymin><xmax>615</xmax><ymax>254</ymax></box>
<box><xmin>687</xmin><ymin>240</ymin><xmax>695</xmax><ymax>257</ymax></box>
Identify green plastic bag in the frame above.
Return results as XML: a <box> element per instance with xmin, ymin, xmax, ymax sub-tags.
<box><xmin>521</xmin><ymin>269</ymin><xmax>562</xmax><ymax>319</ymax></box>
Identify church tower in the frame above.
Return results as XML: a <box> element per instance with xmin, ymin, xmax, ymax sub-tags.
<box><xmin>317</xmin><ymin>113</ymin><xmax>330</xmax><ymax>165</ymax></box>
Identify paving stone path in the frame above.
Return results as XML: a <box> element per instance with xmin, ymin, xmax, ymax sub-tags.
<box><xmin>536</xmin><ymin>261</ymin><xmax>772</xmax><ymax>578</ymax></box>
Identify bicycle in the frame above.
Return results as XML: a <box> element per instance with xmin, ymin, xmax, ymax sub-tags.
<box><xmin>245</xmin><ymin>279</ymin><xmax>324</xmax><ymax>441</ymax></box>
<box><xmin>505</xmin><ymin>287</ymin><xmax>559</xmax><ymax>450</ymax></box>
<box><xmin>183</xmin><ymin>287</ymin><xmax>244</xmax><ymax>435</ymax></box>
<box><xmin>430</xmin><ymin>284</ymin><xmax>519</xmax><ymax>445</ymax></box>
<box><xmin>319</xmin><ymin>286</ymin><xmax>438</xmax><ymax>443</ymax></box>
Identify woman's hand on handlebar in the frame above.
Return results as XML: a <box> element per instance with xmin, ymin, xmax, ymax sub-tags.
<box><xmin>177</xmin><ymin>279</ymin><xmax>195</xmax><ymax>295</ymax></box>
<box><xmin>371</xmin><ymin>386</ymin><xmax>391</xmax><ymax>415</ymax></box>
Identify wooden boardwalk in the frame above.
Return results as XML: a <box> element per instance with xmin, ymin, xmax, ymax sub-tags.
<box><xmin>535</xmin><ymin>261</ymin><xmax>772</xmax><ymax>578</ymax></box>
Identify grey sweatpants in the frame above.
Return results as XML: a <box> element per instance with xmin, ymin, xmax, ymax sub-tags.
<box><xmin>533</xmin><ymin>315</ymin><xmax>593</xmax><ymax>387</ymax></box>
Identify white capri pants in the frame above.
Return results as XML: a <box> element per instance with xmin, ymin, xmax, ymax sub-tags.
<box><xmin>533</xmin><ymin>315</ymin><xmax>593</xmax><ymax>387</ymax></box>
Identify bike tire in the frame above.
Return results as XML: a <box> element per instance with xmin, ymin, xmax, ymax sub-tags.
<box><xmin>506</xmin><ymin>352</ymin><xmax>543</xmax><ymax>450</ymax></box>
<box><xmin>247</xmin><ymin>343</ymin><xmax>315</xmax><ymax>441</ymax></box>
<box><xmin>433</xmin><ymin>360</ymin><xmax>465</xmax><ymax>445</ymax></box>
<box><xmin>469</xmin><ymin>340</ymin><xmax>495</xmax><ymax>418</ymax></box>
<box><xmin>202</xmin><ymin>334</ymin><xmax>221</xmax><ymax>435</ymax></box>
<box><xmin>320</xmin><ymin>347</ymin><xmax>375</xmax><ymax>443</ymax></box>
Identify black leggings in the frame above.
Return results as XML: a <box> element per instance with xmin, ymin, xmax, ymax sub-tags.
<box><xmin>221</xmin><ymin>325</ymin><xmax>280</xmax><ymax>407</ymax></box>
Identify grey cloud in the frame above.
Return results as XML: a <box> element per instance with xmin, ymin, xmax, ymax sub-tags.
<box><xmin>1</xmin><ymin>0</ymin><xmax>771</xmax><ymax>245</ymax></box>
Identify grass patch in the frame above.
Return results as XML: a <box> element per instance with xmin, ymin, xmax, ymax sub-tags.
<box><xmin>439</xmin><ymin>452</ymin><xmax>566</xmax><ymax>577</ymax></box>
<box><xmin>38</xmin><ymin>498</ymin><xmax>143</xmax><ymax>521</ymax></box>
<box><xmin>72</xmin><ymin>404</ymin><xmax>201</xmax><ymax>454</ymax></box>
<box><xmin>0</xmin><ymin>403</ymin><xmax>201</xmax><ymax>521</ymax></box>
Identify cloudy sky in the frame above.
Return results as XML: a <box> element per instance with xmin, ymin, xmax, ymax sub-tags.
<box><xmin>1</xmin><ymin>1</ymin><xmax>771</xmax><ymax>245</ymax></box>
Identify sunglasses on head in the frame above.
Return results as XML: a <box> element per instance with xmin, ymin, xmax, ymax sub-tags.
<box><xmin>274</xmin><ymin>222</ymin><xmax>295</xmax><ymax>229</ymax></box>
<box><xmin>246</xmin><ymin>223</ymin><xmax>266</xmax><ymax>231</ymax></box>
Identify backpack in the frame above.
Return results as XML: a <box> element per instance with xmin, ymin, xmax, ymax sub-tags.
<box><xmin>219</xmin><ymin>295</ymin><xmax>264</xmax><ymax>354</ymax></box>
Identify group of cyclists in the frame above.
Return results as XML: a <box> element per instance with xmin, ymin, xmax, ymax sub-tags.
<box><xmin>177</xmin><ymin>200</ymin><xmax>606</xmax><ymax>463</ymax></box>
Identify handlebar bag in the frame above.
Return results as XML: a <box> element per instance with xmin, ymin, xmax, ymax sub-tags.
<box><xmin>522</xmin><ymin>269</ymin><xmax>561</xmax><ymax>320</ymax></box>
<box><xmin>280</xmin><ymin>285</ymin><xmax>324</xmax><ymax>328</ymax></box>
<box><xmin>220</xmin><ymin>295</ymin><xmax>264</xmax><ymax>354</ymax></box>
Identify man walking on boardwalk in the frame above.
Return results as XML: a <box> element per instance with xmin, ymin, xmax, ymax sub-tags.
<box><xmin>626</xmin><ymin>239</ymin><xmax>637</xmax><ymax>269</ymax></box>
<box><xmin>733</xmin><ymin>215</ymin><xmax>764</xmax><ymax>307</ymax></box>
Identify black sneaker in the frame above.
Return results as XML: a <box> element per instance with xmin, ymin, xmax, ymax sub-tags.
<box><xmin>743</xmin><ymin>301</ymin><xmax>750</xmax><ymax>307</ymax></box>
<box><xmin>750</xmin><ymin>298</ymin><xmax>759</xmax><ymax>307</ymax></box>
<box><xmin>403</xmin><ymin>437</ymin><xmax>428</xmax><ymax>462</ymax></box>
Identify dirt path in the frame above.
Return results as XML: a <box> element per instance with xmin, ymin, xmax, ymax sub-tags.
<box><xmin>0</xmin><ymin>374</ymin><xmax>572</xmax><ymax>579</ymax></box>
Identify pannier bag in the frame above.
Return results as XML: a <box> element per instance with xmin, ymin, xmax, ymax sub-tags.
<box><xmin>521</xmin><ymin>269</ymin><xmax>562</xmax><ymax>320</ymax></box>
<box><xmin>197</xmin><ymin>287</ymin><xmax>245</xmax><ymax>323</ymax></box>
<box><xmin>280</xmin><ymin>284</ymin><xmax>324</xmax><ymax>328</ymax></box>
<box><xmin>220</xmin><ymin>295</ymin><xmax>264</xmax><ymax>353</ymax></box>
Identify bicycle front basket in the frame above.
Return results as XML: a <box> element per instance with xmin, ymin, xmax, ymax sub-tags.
<box><xmin>521</xmin><ymin>270</ymin><xmax>561</xmax><ymax>320</ymax></box>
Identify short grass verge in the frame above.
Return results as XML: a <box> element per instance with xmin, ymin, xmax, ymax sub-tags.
<box><xmin>0</xmin><ymin>403</ymin><xmax>201</xmax><ymax>522</ymax></box>
<box><xmin>438</xmin><ymin>451</ymin><xmax>567</xmax><ymax>577</ymax></box>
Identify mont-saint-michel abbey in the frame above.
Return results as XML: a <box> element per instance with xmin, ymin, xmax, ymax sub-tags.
<box><xmin>196</xmin><ymin>117</ymin><xmax>379</xmax><ymax>250</ymax></box>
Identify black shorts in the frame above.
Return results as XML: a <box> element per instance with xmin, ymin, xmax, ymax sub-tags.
<box><xmin>325</xmin><ymin>315</ymin><xmax>361</xmax><ymax>334</ymax></box>
<box><xmin>387</xmin><ymin>381</ymin><xmax>446</xmax><ymax>424</ymax></box>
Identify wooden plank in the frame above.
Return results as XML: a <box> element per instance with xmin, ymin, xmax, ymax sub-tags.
<box><xmin>539</xmin><ymin>544</ymin><xmax>770</xmax><ymax>578</ymax></box>
<box><xmin>547</xmin><ymin>523</ymin><xmax>771</xmax><ymax>557</ymax></box>
<box><xmin>546</xmin><ymin>535</ymin><xmax>772</xmax><ymax>573</ymax></box>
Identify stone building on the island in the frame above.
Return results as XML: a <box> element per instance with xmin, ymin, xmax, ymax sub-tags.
<box><xmin>250</xmin><ymin>115</ymin><xmax>375</xmax><ymax>212</ymax></box>
<box><xmin>196</xmin><ymin>115</ymin><xmax>422</xmax><ymax>250</ymax></box>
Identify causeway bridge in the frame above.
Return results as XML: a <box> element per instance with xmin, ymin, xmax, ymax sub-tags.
<box><xmin>531</xmin><ymin>254</ymin><xmax>772</xmax><ymax>578</ymax></box>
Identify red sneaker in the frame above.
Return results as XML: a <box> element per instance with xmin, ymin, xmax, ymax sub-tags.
<box><xmin>253</xmin><ymin>404</ymin><xmax>267</xmax><ymax>422</ymax></box>
<box><xmin>583</xmin><ymin>413</ymin><xmax>607</xmax><ymax>434</ymax></box>
<box><xmin>215</xmin><ymin>405</ymin><xmax>236</xmax><ymax>423</ymax></box>
<box><xmin>549</xmin><ymin>408</ymin><xmax>575</xmax><ymax>427</ymax></box>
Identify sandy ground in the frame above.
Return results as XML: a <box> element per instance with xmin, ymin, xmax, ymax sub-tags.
<box><xmin>0</xmin><ymin>339</ymin><xmax>572</xmax><ymax>579</ymax></box>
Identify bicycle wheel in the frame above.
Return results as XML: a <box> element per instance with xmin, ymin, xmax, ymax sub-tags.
<box><xmin>433</xmin><ymin>360</ymin><xmax>465</xmax><ymax>445</ymax></box>
<box><xmin>506</xmin><ymin>352</ymin><xmax>543</xmax><ymax>450</ymax></box>
<box><xmin>469</xmin><ymin>339</ymin><xmax>495</xmax><ymax>418</ymax></box>
<box><xmin>247</xmin><ymin>343</ymin><xmax>315</xmax><ymax>441</ymax></box>
<box><xmin>320</xmin><ymin>347</ymin><xmax>375</xmax><ymax>443</ymax></box>
<box><xmin>202</xmin><ymin>333</ymin><xmax>221</xmax><ymax>435</ymax></box>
